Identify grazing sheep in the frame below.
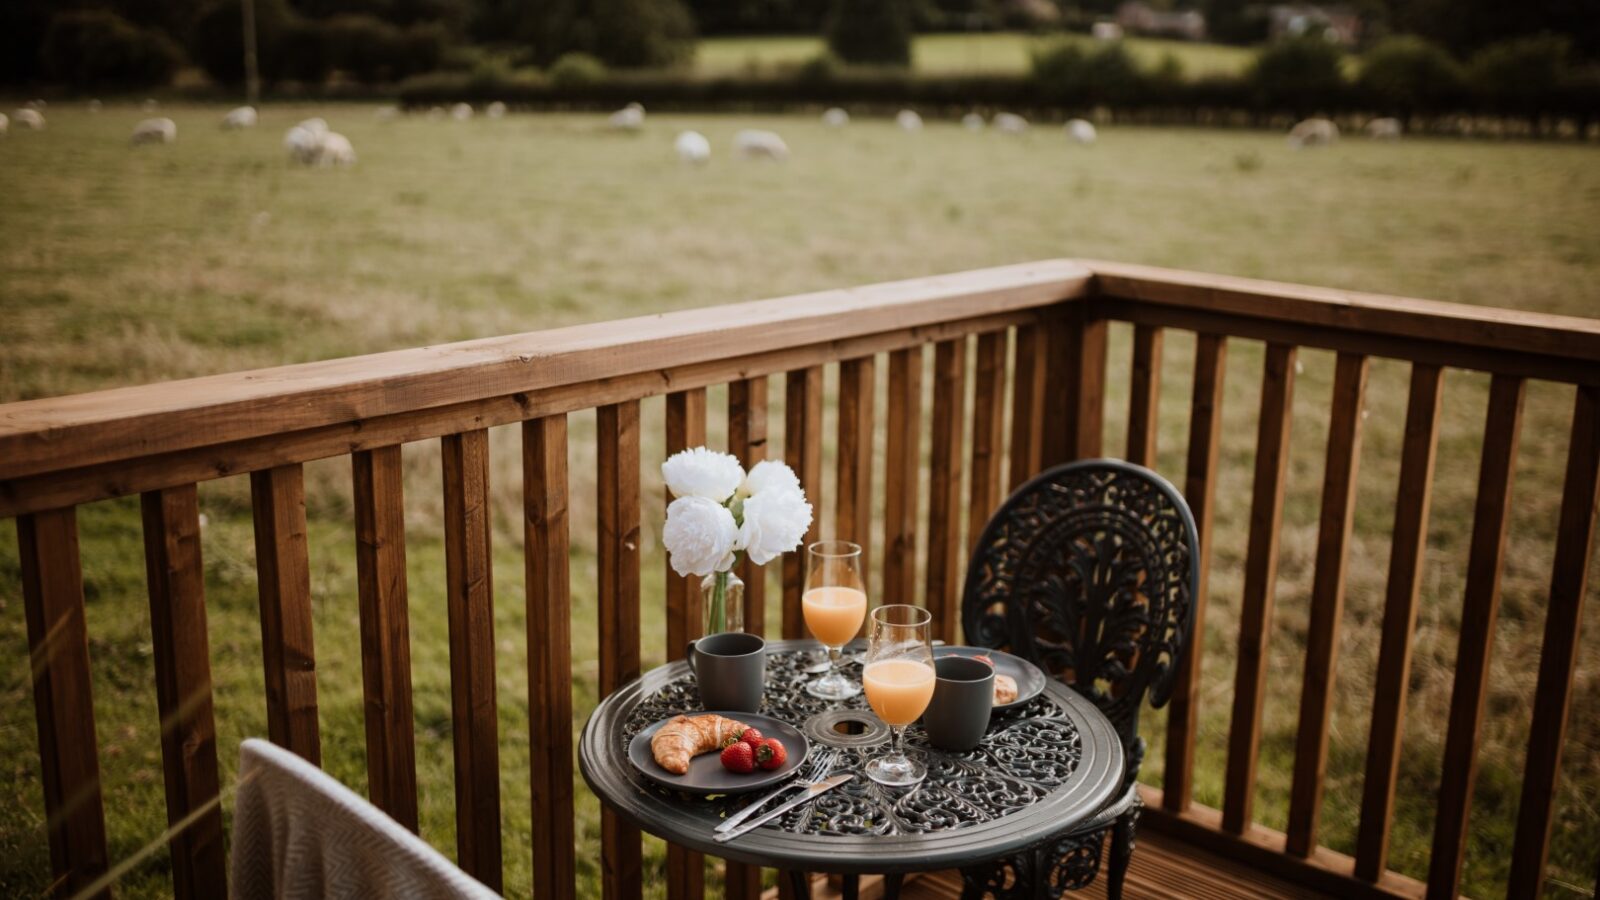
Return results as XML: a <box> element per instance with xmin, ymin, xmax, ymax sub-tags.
<box><xmin>1065</xmin><ymin>118</ymin><xmax>1098</xmax><ymax>144</ymax></box>
<box><xmin>141</xmin><ymin>98</ymin><xmax>159</xmax><ymax>112</ymax></box>
<box><xmin>1092</xmin><ymin>21</ymin><xmax>1124</xmax><ymax>40</ymax></box>
<box><xmin>131</xmin><ymin>117</ymin><xmax>177</xmax><ymax>145</ymax></box>
<box><xmin>451</xmin><ymin>102</ymin><xmax>473</xmax><ymax>121</ymax></box>
<box><xmin>734</xmin><ymin>129</ymin><xmax>789</xmax><ymax>161</ymax></box>
<box><xmin>1366</xmin><ymin>117</ymin><xmax>1402</xmax><ymax>139</ymax></box>
<box><xmin>487</xmin><ymin>101</ymin><xmax>507</xmax><ymax>119</ymax></box>
<box><xmin>13</xmin><ymin>108</ymin><xmax>44</xmax><ymax>130</ymax></box>
<box><xmin>87</xmin><ymin>99</ymin><xmax>102</xmax><ymax>113</ymax></box>
<box><xmin>994</xmin><ymin>112</ymin><xmax>1029</xmax><ymax>134</ymax></box>
<box><xmin>822</xmin><ymin>107</ymin><xmax>849</xmax><ymax>127</ymax></box>
<box><xmin>296</xmin><ymin>117</ymin><xmax>329</xmax><ymax>137</ymax></box>
<box><xmin>312</xmin><ymin>132</ymin><xmax>356</xmax><ymax>167</ymax></box>
<box><xmin>221</xmin><ymin>106</ymin><xmax>257</xmax><ymax>130</ymax></box>
<box><xmin>675</xmin><ymin>130</ymin><xmax>711</xmax><ymax>165</ymax></box>
<box><xmin>0</xmin><ymin>113</ymin><xmax>7</xmax><ymax>137</ymax></box>
<box><xmin>962</xmin><ymin>112</ymin><xmax>986</xmax><ymax>131</ymax></box>
<box><xmin>609</xmin><ymin>102</ymin><xmax>645</xmax><ymax>131</ymax></box>
<box><xmin>1288</xmin><ymin>118</ymin><xmax>1339</xmax><ymax>148</ymax></box>
<box><xmin>375</xmin><ymin>105</ymin><xmax>399</xmax><ymax>122</ymax></box>
<box><xmin>284</xmin><ymin>126</ymin><xmax>322</xmax><ymax>163</ymax></box>
<box><xmin>896</xmin><ymin>109</ymin><xmax>922</xmax><ymax>131</ymax></box>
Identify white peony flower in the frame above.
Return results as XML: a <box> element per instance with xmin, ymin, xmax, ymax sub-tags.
<box><xmin>739</xmin><ymin>459</ymin><xmax>801</xmax><ymax>497</ymax></box>
<box><xmin>661</xmin><ymin>447</ymin><xmax>746</xmax><ymax>502</ymax></box>
<box><xmin>663</xmin><ymin>496</ymin><xmax>739</xmax><ymax>577</ymax></box>
<box><xmin>737</xmin><ymin>487</ymin><xmax>813</xmax><ymax>566</ymax></box>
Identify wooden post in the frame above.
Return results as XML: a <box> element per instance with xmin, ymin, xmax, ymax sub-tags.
<box><xmin>836</xmin><ymin>357</ymin><xmax>877</xmax><ymax>570</ymax></box>
<box><xmin>250</xmin><ymin>464</ymin><xmax>320</xmax><ymax>763</ymax></box>
<box><xmin>783</xmin><ymin>367</ymin><xmax>823</xmax><ymax>640</ymax></box>
<box><xmin>926</xmin><ymin>338</ymin><xmax>967</xmax><ymax>642</ymax></box>
<box><xmin>883</xmin><ymin>347</ymin><xmax>924</xmax><ymax>607</ymax></box>
<box><xmin>598</xmin><ymin>403</ymin><xmax>643</xmax><ymax>900</ymax></box>
<box><xmin>968</xmin><ymin>332</ymin><xmax>1007</xmax><ymax>554</ymax></box>
<box><xmin>664</xmin><ymin>391</ymin><xmax>707</xmax><ymax>900</ymax></box>
<box><xmin>1009</xmin><ymin>325</ymin><xmax>1047</xmax><ymax>490</ymax></box>
<box><xmin>1126</xmin><ymin>325</ymin><xmax>1164</xmax><ymax>468</ymax></box>
<box><xmin>731</xmin><ymin>378</ymin><xmax>770</xmax><ymax>636</ymax></box>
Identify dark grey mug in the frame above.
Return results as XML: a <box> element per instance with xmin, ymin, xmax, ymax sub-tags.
<box><xmin>923</xmin><ymin>656</ymin><xmax>995</xmax><ymax>751</ymax></box>
<box><xmin>687</xmin><ymin>632</ymin><xmax>766</xmax><ymax>712</ymax></box>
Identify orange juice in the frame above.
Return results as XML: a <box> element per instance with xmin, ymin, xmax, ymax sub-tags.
<box><xmin>863</xmin><ymin>659</ymin><xmax>937</xmax><ymax>726</ymax></box>
<box><xmin>802</xmin><ymin>586</ymin><xmax>868</xmax><ymax>646</ymax></box>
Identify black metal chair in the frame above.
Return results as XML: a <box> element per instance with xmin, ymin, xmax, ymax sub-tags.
<box><xmin>958</xmin><ymin>459</ymin><xmax>1199</xmax><ymax>899</ymax></box>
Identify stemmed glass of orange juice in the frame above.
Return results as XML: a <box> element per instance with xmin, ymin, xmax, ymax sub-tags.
<box><xmin>801</xmin><ymin>541</ymin><xmax>869</xmax><ymax>699</ymax></box>
<box><xmin>862</xmin><ymin>604</ymin><xmax>936</xmax><ymax>787</ymax></box>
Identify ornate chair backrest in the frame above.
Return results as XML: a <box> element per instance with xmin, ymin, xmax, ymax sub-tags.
<box><xmin>961</xmin><ymin>460</ymin><xmax>1198</xmax><ymax>788</ymax></box>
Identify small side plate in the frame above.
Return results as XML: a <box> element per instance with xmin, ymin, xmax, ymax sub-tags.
<box><xmin>933</xmin><ymin>646</ymin><xmax>1049</xmax><ymax>713</ymax></box>
<box><xmin>628</xmin><ymin>712</ymin><xmax>810</xmax><ymax>795</ymax></box>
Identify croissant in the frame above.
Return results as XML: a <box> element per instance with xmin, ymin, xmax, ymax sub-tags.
<box><xmin>651</xmin><ymin>714</ymin><xmax>752</xmax><ymax>775</ymax></box>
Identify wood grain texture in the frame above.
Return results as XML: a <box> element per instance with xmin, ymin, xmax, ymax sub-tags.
<box><xmin>665</xmin><ymin>389</ymin><xmax>708</xmax><ymax>660</ymax></box>
<box><xmin>836</xmin><ymin>357</ymin><xmax>877</xmax><ymax>575</ymax></box>
<box><xmin>598</xmin><ymin>402</ymin><xmax>643</xmax><ymax>900</ymax></box>
<box><xmin>352</xmin><ymin>446</ymin><xmax>419</xmax><ymax>831</ymax></box>
<box><xmin>141</xmin><ymin>484</ymin><xmax>226</xmax><ymax>900</ymax></box>
<box><xmin>1222</xmin><ymin>343</ymin><xmax>1297</xmax><ymax>835</ymax></box>
<box><xmin>1354</xmin><ymin>364</ymin><xmax>1443</xmax><ymax>881</ymax></box>
<box><xmin>442</xmin><ymin>429</ymin><xmax>502</xmax><ymax>891</ymax></box>
<box><xmin>967</xmin><ymin>333</ymin><xmax>1007</xmax><ymax>555</ymax></box>
<box><xmin>1126</xmin><ymin>325</ymin><xmax>1164</xmax><ymax>467</ymax></box>
<box><xmin>731</xmin><ymin>378</ymin><xmax>770</xmax><ymax>637</ymax></box>
<box><xmin>1163</xmin><ymin>334</ymin><xmax>1227</xmax><ymax>813</ymax></box>
<box><xmin>925</xmin><ymin>339</ymin><xmax>967</xmax><ymax>643</ymax></box>
<box><xmin>249</xmin><ymin>464</ymin><xmax>320</xmax><ymax>763</ymax></box>
<box><xmin>524</xmin><ymin>416</ymin><xmax>577</xmax><ymax>900</ymax></box>
<box><xmin>883</xmin><ymin>347</ymin><xmax>924</xmax><ymax>607</ymax></box>
<box><xmin>1426</xmin><ymin>374</ymin><xmax>1524</xmax><ymax>899</ymax></box>
<box><xmin>783</xmin><ymin>367</ymin><xmax>824</xmax><ymax>640</ymax></box>
<box><xmin>17</xmin><ymin>507</ymin><xmax>109</xmax><ymax>897</ymax></box>
<box><xmin>1008</xmin><ymin>324</ymin><xmax>1047</xmax><ymax>491</ymax></box>
<box><xmin>1505</xmin><ymin>384</ymin><xmax>1600</xmax><ymax>899</ymax></box>
<box><xmin>1041</xmin><ymin>307</ymin><xmax>1108</xmax><ymax>468</ymax></box>
<box><xmin>1286</xmin><ymin>353</ymin><xmax>1368</xmax><ymax>857</ymax></box>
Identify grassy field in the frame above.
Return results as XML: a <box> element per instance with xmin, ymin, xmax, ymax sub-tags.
<box><xmin>695</xmin><ymin>31</ymin><xmax>1257</xmax><ymax>78</ymax></box>
<box><xmin>1</xmin><ymin>104</ymin><xmax>1598</xmax><ymax>899</ymax></box>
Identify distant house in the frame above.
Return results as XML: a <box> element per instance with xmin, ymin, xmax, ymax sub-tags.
<box><xmin>1114</xmin><ymin>2</ymin><xmax>1207</xmax><ymax>41</ymax></box>
<box><xmin>1266</xmin><ymin>4</ymin><xmax>1362</xmax><ymax>45</ymax></box>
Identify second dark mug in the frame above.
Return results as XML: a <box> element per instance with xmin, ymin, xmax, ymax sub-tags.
<box><xmin>687</xmin><ymin>632</ymin><xmax>767</xmax><ymax>712</ymax></box>
<box><xmin>923</xmin><ymin>656</ymin><xmax>995</xmax><ymax>751</ymax></box>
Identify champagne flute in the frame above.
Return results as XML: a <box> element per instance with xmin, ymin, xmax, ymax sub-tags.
<box><xmin>801</xmin><ymin>541</ymin><xmax>868</xmax><ymax>699</ymax></box>
<box><xmin>862</xmin><ymin>604</ymin><xmax>936</xmax><ymax>787</ymax></box>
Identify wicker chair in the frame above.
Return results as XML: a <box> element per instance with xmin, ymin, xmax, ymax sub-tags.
<box><xmin>958</xmin><ymin>460</ymin><xmax>1199</xmax><ymax>899</ymax></box>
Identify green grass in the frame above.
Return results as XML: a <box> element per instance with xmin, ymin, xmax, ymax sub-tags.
<box><xmin>1</xmin><ymin>103</ymin><xmax>1599</xmax><ymax>899</ymax></box>
<box><xmin>696</xmin><ymin>31</ymin><xmax>1257</xmax><ymax>78</ymax></box>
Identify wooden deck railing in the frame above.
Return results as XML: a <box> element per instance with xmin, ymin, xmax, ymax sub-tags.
<box><xmin>1</xmin><ymin>261</ymin><xmax>1596</xmax><ymax>899</ymax></box>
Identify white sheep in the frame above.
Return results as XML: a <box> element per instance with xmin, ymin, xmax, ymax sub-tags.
<box><xmin>822</xmin><ymin>107</ymin><xmax>849</xmax><ymax>127</ymax></box>
<box><xmin>13</xmin><ymin>108</ymin><xmax>45</xmax><ymax>130</ymax></box>
<box><xmin>962</xmin><ymin>112</ymin><xmax>986</xmax><ymax>131</ymax></box>
<box><xmin>487</xmin><ymin>101</ymin><xmax>507</xmax><ymax>119</ymax></box>
<box><xmin>896</xmin><ymin>109</ymin><xmax>922</xmax><ymax>131</ymax></box>
<box><xmin>296</xmin><ymin>117</ymin><xmax>329</xmax><ymax>137</ymax></box>
<box><xmin>734</xmin><ymin>129</ymin><xmax>788</xmax><ymax>161</ymax></box>
<box><xmin>451</xmin><ymin>102</ymin><xmax>473</xmax><ymax>121</ymax></box>
<box><xmin>284</xmin><ymin>126</ymin><xmax>321</xmax><ymax>163</ymax></box>
<box><xmin>375</xmin><ymin>105</ymin><xmax>399</xmax><ymax>122</ymax></box>
<box><xmin>0</xmin><ymin>113</ymin><xmax>7</xmax><ymax>137</ymax></box>
<box><xmin>609</xmin><ymin>102</ymin><xmax>645</xmax><ymax>131</ymax></box>
<box><xmin>1366</xmin><ymin>117</ymin><xmax>1402</xmax><ymax>139</ymax></box>
<box><xmin>994</xmin><ymin>112</ymin><xmax>1029</xmax><ymax>134</ymax></box>
<box><xmin>141</xmin><ymin>98</ymin><xmax>159</xmax><ymax>112</ymax></box>
<box><xmin>130</xmin><ymin>117</ymin><xmax>177</xmax><ymax>145</ymax></box>
<box><xmin>1288</xmin><ymin>118</ymin><xmax>1339</xmax><ymax>148</ymax></box>
<box><xmin>221</xmin><ymin>106</ymin><xmax>257</xmax><ymax>130</ymax></box>
<box><xmin>312</xmin><ymin>132</ymin><xmax>356</xmax><ymax>167</ymax></box>
<box><xmin>675</xmin><ymin>130</ymin><xmax>711</xmax><ymax>165</ymax></box>
<box><xmin>1065</xmin><ymin>118</ymin><xmax>1098</xmax><ymax>144</ymax></box>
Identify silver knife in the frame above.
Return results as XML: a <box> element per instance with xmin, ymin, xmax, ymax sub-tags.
<box><xmin>716</xmin><ymin>752</ymin><xmax>835</xmax><ymax>834</ymax></box>
<box><xmin>713</xmin><ymin>774</ymin><xmax>852</xmax><ymax>843</ymax></box>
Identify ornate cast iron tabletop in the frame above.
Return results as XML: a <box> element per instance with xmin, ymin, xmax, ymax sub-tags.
<box><xmin>579</xmin><ymin>641</ymin><xmax>1124</xmax><ymax>876</ymax></box>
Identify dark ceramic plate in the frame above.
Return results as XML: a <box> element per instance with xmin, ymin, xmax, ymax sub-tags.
<box><xmin>628</xmin><ymin>712</ymin><xmax>809</xmax><ymax>795</ymax></box>
<box><xmin>933</xmin><ymin>646</ymin><xmax>1048</xmax><ymax>713</ymax></box>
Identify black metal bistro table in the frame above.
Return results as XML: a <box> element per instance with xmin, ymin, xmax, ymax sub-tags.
<box><xmin>579</xmin><ymin>641</ymin><xmax>1125</xmax><ymax>897</ymax></box>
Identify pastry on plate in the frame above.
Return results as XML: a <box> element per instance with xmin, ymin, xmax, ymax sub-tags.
<box><xmin>994</xmin><ymin>673</ymin><xmax>1019</xmax><ymax>705</ymax></box>
<box><xmin>650</xmin><ymin>714</ymin><xmax>752</xmax><ymax>775</ymax></box>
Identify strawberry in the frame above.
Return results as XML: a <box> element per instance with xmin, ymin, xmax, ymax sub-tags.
<box><xmin>754</xmin><ymin>737</ymin><xmax>787</xmax><ymax>771</ymax></box>
<box><xmin>720</xmin><ymin>742</ymin><xmax>755</xmax><ymax>774</ymax></box>
<box><xmin>739</xmin><ymin>727</ymin><xmax>764</xmax><ymax>749</ymax></box>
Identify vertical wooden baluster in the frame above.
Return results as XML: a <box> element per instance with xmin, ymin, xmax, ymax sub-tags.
<box><xmin>1355</xmin><ymin>363</ymin><xmax>1444</xmax><ymax>881</ymax></box>
<box><xmin>598</xmin><ymin>403</ymin><xmax>643</xmax><ymax>900</ymax></box>
<box><xmin>524</xmin><ymin>416</ymin><xmax>577</xmax><ymax>900</ymax></box>
<box><xmin>18</xmin><ymin>507</ymin><xmax>109</xmax><ymax>898</ymax></box>
<box><xmin>1041</xmin><ymin>307</ymin><xmax>1107</xmax><ymax>468</ymax></box>
<box><xmin>731</xmin><ymin>377</ymin><xmax>770</xmax><ymax>636</ymax></box>
<box><xmin>441</xmin><ymin>430</ymin><xmax>502</xmax><ymax>890</ymax></box>
<box><xmin>1126</xmin><ymin>325</ymin><xmax>1164</xmax><ymax>468</ymax></box>
<box><xmin>1222</xmin><ymin>342</ymin><xmax>1297</xmax><ymax>835</ymax></box>
<box><xmin>926</xmin><ymin>338</ymin><xmax>967</xmax><ymax>642</ymax></box>
<box><xmin>250</xmin><ymin>464</ymin><xmax>320</xmax><ymax>763</ymax></box>
<box><xmin>1163</xmin><ymin>333</ymin><xmax>1228</xmax><ymax>813</ymax></box>
<box><xmin>1427</xmin><ymin>374</ymin><xmax>1524</xmax><ymax>899</ymax></box>
<box><xmin>352</xmin><ymin>446</ymin><xmax>419</xmax><ymax>831</ymax></box>
<box><xmin>968</xmin><ymin>332</ymin><xmax>1007</xmax><ymax>555</ymax></box>
<box><xmin>1009</xmin><ymin>325</ymin><xmax>1047</xmax><ymax>491</ymax></box>
<box><xmin>783</xmin><ymin>367</ymin><xmax>824</xmax><ymax>640</ymax></box>
<box><xmin>836</xmin><ymin>357</ymin><xmax>877</xmax><ymax>569</ymax></box>
<box><xmin>883</xmin><ymin>347</ymin><xmax>924</xmax><ymax>606</ymax></box>
<box><xmin>141</xmin><ymin>485</ymin><xmax>226</xmax><ymax>899</ymax></box>
<box><xmin>1286</xmin><ymin>352</ymin><xmax>1369</xmax><ymax>857</ymax></box>
<box><xmin>663</xmin><ymin>392</ymin><xmax>706</xmax><ymax>900</ymax></box>
<box><xmin>1506</xmin><ymin>384</ymin><xmax>1600</xmax><ymax>899</ymax></box>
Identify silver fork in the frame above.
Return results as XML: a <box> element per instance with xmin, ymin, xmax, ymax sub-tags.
<box><xmin>714</xmin><ymin>748</ymin><xmax>838</xmax><ymax>834</ymax></box>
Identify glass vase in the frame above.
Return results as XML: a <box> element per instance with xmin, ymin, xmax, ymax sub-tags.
<box><xmin>701</xmin><ymin>570</ymin><xmax>745</xmax><ymax>635</ymax></box>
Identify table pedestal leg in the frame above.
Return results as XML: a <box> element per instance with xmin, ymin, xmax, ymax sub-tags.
<box><xmin>783</xmin><ymin>870</ymin><xmax>811</xmax><ymax>899</ymax></box>
<box><xmin>841</xmin><ymin>873</ymin><xmax>859</xmax><ymax>900</ymax></box>
<box><xmin>883</xmin><ymin>873</ymin><xmax>904</xmax><ymax>899</ymax></box>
